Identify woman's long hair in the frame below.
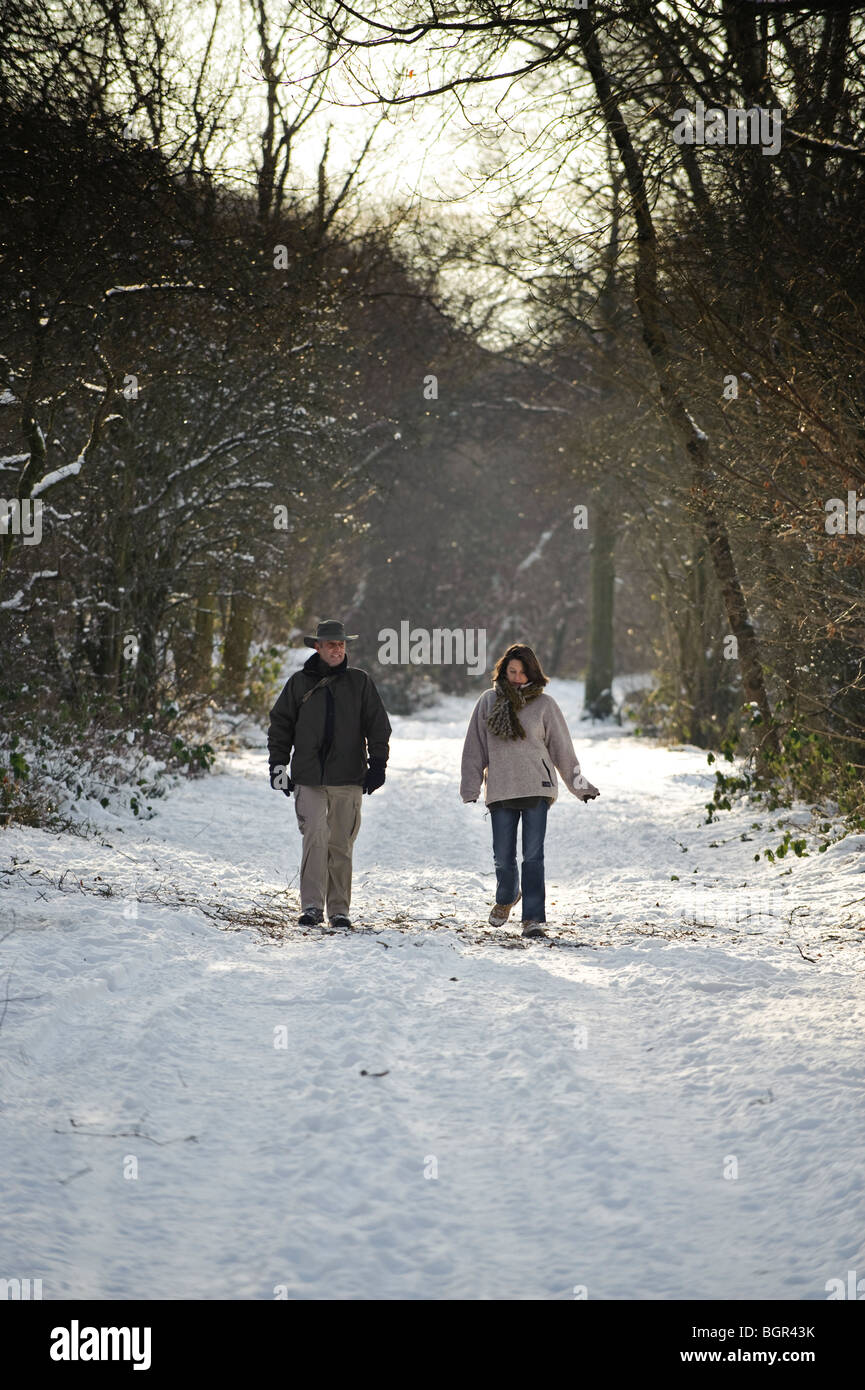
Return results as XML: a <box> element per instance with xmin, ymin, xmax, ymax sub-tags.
<box><xmin>491</xmin><ymin>643</ymin><xmax>549</xmax><ymax>688</ymax></box>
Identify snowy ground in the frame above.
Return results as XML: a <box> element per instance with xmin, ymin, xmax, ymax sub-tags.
<box><xmin>1</xmin><ymin>678</ymin><xmax>864</xmax><ymax>1300</ymax></box>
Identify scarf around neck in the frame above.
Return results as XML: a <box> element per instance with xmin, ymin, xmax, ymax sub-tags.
<box><xmin>306</xmin><ymin>652</ymin><xmax>347</xmax><ymax>680</ymax></box>
<box><xmin>486</xmin><ymin>678</ymin><xmax>544</xmax><ymax>740</ymax></box>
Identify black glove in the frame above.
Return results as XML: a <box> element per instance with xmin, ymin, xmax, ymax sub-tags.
<box><xmin>363</xmin><ymin>756</ymin><xmax>386</xmax><ymax>795</ymax></box>
<box><xmin>270</xmin><ymin>765</ymin><xmax>294</xmax><ymax>796</ymax></box>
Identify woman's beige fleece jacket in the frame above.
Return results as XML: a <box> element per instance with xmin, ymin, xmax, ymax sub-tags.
<box><xmin>460</xmin><ymin>689</ymin><xmax>598</xmax><ymax>805</ymax></box>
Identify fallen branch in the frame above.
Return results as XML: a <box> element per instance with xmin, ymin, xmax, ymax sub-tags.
<box><xmin>55</xmin><ymin>1118</ymin><xmax>198</xmax><ymax>1145</ymax></box>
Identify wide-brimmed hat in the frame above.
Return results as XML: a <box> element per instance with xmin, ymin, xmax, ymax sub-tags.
<box><xmin>304</xmin><ymin>618</ymin><xmax>358</xmax><ymax>648</ymax></box>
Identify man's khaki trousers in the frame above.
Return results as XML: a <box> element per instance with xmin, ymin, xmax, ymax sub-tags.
<box><xmin>293</xmin><ymin>784</ymin><xmax>363</xmax><ymax>917</ymax></box>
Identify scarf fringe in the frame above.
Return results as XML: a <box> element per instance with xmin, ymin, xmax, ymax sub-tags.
<box><xmin>486</xmin><ymin>679</ymin><xmax>543</xmax><ymax>740</ymax></box>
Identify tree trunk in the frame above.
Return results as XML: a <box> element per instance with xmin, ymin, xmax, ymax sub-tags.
<box><xmin>192</xmin><ymin>591</ymin><xmax>216</xmax><ymax>692</ymax></box>
<box><xmin>222</xmin><ymin>589</ymin><xmax>254</xmax><ymax>704</ymax></box>
<box><xmin>174</xmin><ymin>590</ymin><xmax>216</xmax><ymax>695</ymax></box>
<box><xmin>681</xmin><ymin>538</ymin><xmax>719</xmax><ymax>746</ymax></box>
<box><xmin>584</xmin><ymin>496</ymin><xmax>616</xmax><ymax>717</ymax></box>
<box><xmin>548</xmin><ymin>617</ymin><xmax>567</xmax><ymax>677</ymax></box>
<box><xmin>131</xmin><ymin>615</ymin><xmax>158</xmax><ymax>715</ymax></box>
<box><xmin>758</xmin><ymin>523</ymin><xmax>799</xmax><ymax>720</ymax></box>
<box><xmin>577</xmin><ymin>10</ymin><xmax>779</xmax><ymax>769</ymax></box>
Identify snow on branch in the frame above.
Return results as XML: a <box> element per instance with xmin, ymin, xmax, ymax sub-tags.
<box><xmin>0</xmin><ymin>571</ymin><xmax>58</xmax><ymax>609</ymax></box>
<box><xmin>502</xmin><ymin>396</ymin><xmax>572</xmax><ymax>414</ymax></box>
<box><xmin>30</xmin><ymin>457</ymin><xmax>84</xmax><ymax>498</ymax></box>
<box><xmin>470</xmin><ymin>396</ymin><xmax>572</xmax><ymax>413</ymax></box>
<box><xmin>104</xmin><ymin>282</ymin><xmax>209</xmax><ymax>298</ymax></box>
<box><xmin>516</xmin><ymin>528</ymin><xmax>555</xmax><ymax>573</ymax></box>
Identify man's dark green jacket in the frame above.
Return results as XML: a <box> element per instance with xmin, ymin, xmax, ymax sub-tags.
<box><xmin>267</xmin><ymin>653</ymin><xmax>391</xmax><ymax>787</ymax></box>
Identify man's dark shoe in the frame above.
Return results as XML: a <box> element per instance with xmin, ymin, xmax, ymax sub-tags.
<box><xmin>298</xmin><ymin>906</ymin><xmax>324</xmax><ymax>925</ymax></box>
<box><xmin>329</xmin><ymin>914</ymin><xmax>352</xmax><ymax>929</ymax></box>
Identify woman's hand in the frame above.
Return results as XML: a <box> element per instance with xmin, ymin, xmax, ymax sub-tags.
<box><xmin>573</xmin><ymin>771</ymin><xmax>599</xmax><ymax>801</ymax></box>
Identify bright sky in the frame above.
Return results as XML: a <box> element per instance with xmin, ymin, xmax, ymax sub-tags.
<box><xmin>120</xmin><ymin>1</ymin><xmax>609</xmax><ymax>340</ymax></box>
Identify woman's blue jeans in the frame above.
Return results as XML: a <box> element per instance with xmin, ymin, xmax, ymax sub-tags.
<box><xmin>489</xmin><ymin>801</ymin><xmax>549</xmax><ymax>922</ymax></box>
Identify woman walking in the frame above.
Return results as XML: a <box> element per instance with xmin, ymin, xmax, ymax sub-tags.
<box><xmin>460</xmin><ymin>643</ymin><xmax>599</xmax><ymax>937</ymax></box>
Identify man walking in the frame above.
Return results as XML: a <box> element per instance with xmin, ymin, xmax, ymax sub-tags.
<box><xmin>268</xmin><ymin>619</ymin><xmax>391</xmax><ymax>928</ymax></box>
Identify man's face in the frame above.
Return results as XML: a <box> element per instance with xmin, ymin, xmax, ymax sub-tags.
<box><xmin>316</xmin><ymin>640</ymin><xmax>346</xmax><ymax>666</ymax></box>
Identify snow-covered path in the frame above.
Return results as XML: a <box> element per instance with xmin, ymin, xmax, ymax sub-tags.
<box><xmin>1</xmin><ymin>680</ymin><xmax>864</xmax><ymax>1299</ymax></box>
